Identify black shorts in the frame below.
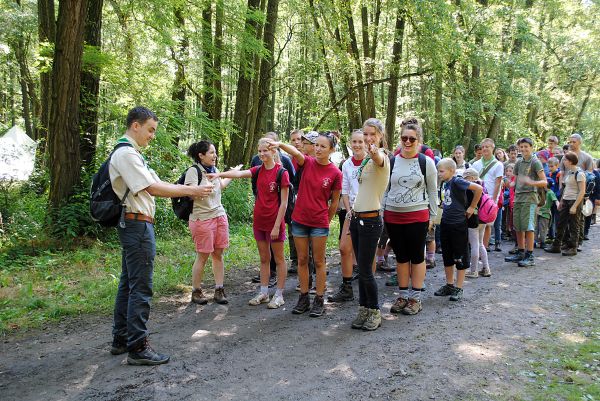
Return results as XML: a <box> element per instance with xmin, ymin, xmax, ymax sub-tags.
<box><xmin>440</xmin><ymin>222</ymin><xmax>470</xmax><ymax>270</ymax></box>
<box><xmin>385</xmin><ymin>221</ymin><xmax>428</xmax><ymax>264</ymax></box>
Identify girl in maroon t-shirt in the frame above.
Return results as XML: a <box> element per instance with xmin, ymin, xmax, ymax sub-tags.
<box><xmin>208</xmin><ymin>138</ymin><xmax>290</xmax><ymax>309</ymax></box>
<box><xmin>267</xmin><ymin>133</ymin><xmax>342</xmax><ymax>317</ymax></box>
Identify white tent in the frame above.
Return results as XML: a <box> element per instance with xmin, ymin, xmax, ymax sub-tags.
<box><xmin>0</xmin><ymin>126</ymin><xmax>37</xmax><ymax>181</ymax></box>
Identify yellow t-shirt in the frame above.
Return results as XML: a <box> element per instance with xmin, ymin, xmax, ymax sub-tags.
<box><xmin>353</xmin><ymin>149</ymin><xmax>390</xmax><ymax>212</ymax></box>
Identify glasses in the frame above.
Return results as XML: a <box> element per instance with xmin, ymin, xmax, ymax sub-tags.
<box><xmin>401</xmin><ymin>136</ymin><xmax>417</xmax><ymax>143</ymax></box>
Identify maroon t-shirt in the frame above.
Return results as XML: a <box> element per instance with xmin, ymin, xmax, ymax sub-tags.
<box><xmin>249</xmin><ymin>163</ymin><xmax>290</xmax><ymax>231</ymax></box>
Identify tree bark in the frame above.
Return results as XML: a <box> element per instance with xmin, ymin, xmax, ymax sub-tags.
<box><xmin>80</xmin><ymin>0</ymin><xmax>104</xmax><ymax>169</ymax></box>
<box><xmin>384</xmin><ymin>6</ymin><xmax>406</xmax><ymax>150</ymax></box>
<box><xmin>48</xmin><ymin>0</ymin><xmax>88</xmax><ymax>211</ymax></box>
<box><xmin>572</xmin><ymin>84</ymin><xmax>593</xmax><ymax>132</ymax></box>
<box><xmin>341</xmin><ymin>0</ymin><xmax>367</xmax><ymax>121</ymax></box>
<box><xmin>170</xmin><ymin>7</ymin><xmax>188</xmax><ymax>145</ymax></box>
<box><xmin>38</xmin><ymin>0</ymin><xmax>56</xmax><ymax>149</ymax></box>
<box><xmin>211</xmin><ymin>0</ymin><xmax>224</xmax><ymax>124</ymax></box>
<box><xmin>201</xmin><ymin>2</ymin><xmax>213</xmax><ymax>118</ymax></box>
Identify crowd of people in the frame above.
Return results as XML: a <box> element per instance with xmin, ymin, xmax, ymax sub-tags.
<box><xmin>107</xmin><ymin>106</ymin><xmax>599</xmax><ymax>365</ymax></box>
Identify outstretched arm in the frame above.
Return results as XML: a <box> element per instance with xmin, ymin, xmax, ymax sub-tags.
<box><xmin>268</xmin><ymin>140</ymin><xmax>305</xmax><ymax>167</ymax></box>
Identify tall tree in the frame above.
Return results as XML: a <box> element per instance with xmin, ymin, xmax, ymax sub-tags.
<box><xmin>170</xmin><ymin>6</ymin><xmax>188</xmax><ymax>145</ymax></box>
<box><xmin>385</xmin><ymin>5</ymin><xmax>406</xmax><ymax>149</ymax></box>
<box><xmin>48</xmin><ymin>0</ymin><xmax>88</xmax><ymax>211</ymax></box>
<box><xmin>80</xmin><ymin>0</ymin><xmax>104</xmax><ymax>168</ymax></box>
<box><xmin>37</xmin><ymin>0</ymin><xmax>55</xmax><ymax>149</ymax></box>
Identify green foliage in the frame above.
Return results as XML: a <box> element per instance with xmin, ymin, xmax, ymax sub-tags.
<box><xmin>221</xmin><ymin>179</ymin><xmax>254</xmax><ymax>224</ymax></box>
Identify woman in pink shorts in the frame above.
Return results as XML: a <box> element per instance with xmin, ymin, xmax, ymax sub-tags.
<box><xmin>208</xmin><ymin>138</ymin><xmax>290</xmax><ymax>309</ymax></box>
<box><xmin>186</xmin><ymin>141</ymin><xmax>240</xmax><ymax>305</ymax></box>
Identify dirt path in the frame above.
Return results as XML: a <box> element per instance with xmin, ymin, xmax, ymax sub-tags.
<box><xmin>1</xmin><ymin>225</ymin><xmax>599</xmax><ymax>401</ymax></box>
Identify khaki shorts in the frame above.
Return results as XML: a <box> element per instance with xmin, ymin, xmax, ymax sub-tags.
<box><xmin>513</xmin><ymin>202</ymin><xmax>537</xmax><ymax>232</ymax></box>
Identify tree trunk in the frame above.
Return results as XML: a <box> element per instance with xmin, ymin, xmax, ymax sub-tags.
<box><xmin>385</xmin><ymin>6</ymin><xmax>406</xmax><ymax>150</ymax></box>
<box><xmin>48</xmin><ymin>0</ymin><xmax>88</xmax><ymax>211</ymax></box>
<box><xmin>212</xmin><ymin>0</ymin><xmax>224</xmax><ymax>124</ymax></box>
<box><xmin>572</xmin><ymin>84</ymin><xmax>593</xmax><ymax>132</ymax></box>
<box><xmin>434</xmin><ymin>71</ymin><xmax>443</xmax><ymax>149</ymax></box>
<box><xmin>170</xmin><ymin>7</ymin><xmax>188</xmax><ymax>145</ymax></box>
<box><xmin>38</xmin><ymin>0</ymin><xmax>56</xmax><ymax>150</ymax></box>
<box><xmin>226</xmin><ymin>0</ymin><xmax>262</xmax><ymax>167</ymax></box>
<box><xmin>80</xmin><ymin>0</ymin><xmax>104</xmax><ymax>169</ymax></box>
<box><xmin>341</xmin><ymin>0</ymin><xmax>367</xmax><ymax>122</ymax></box>
<box><xmin>201</xmin><ymin>2</ymin><xmax>213</xmax><ymax>118</ymax></box>
<box><xmin>362</xmin><ymin>0</ymin><xmax>380</xmax><ymax>117</ymax></box>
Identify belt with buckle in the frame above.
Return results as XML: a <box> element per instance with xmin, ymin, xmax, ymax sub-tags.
<box><xmin>353</xmin><ymin>211</ymin><xmax>380</xmax><ymax>219</ymax></box>
<box><xmin>124</xmin><ymin>213</ymin><xmax>155</xmax><ymax>224</ymax></box>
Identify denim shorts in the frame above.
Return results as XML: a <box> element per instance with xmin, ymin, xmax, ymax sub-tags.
<box><xmin>291</xmin><ymin>220</ymin><xmax>329</xmax><ymax>238</ymax></box>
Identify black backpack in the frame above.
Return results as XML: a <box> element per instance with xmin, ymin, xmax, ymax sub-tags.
<box><xmin>251</xmin><ymin>166</ymin><xmax>295</xmax><ymax>224</ymax></box>
<box><xmin>89</xmin><ymin>142</ymin><xmax>133</xmax><ymax>227</ymax></box>
<box><xmin>172</xmin><ymin>165</ymin><xmax>202</xmax><ymax>220</ymax></box>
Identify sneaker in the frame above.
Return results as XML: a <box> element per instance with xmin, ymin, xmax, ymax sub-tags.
<box><xmin>494</xmin><ymin>244</ymin><xmax>502</xmax><ymax>252</ymax></box>
<box><xmin>401</xmin><ymin>298</ymin><xmax>422</xmax><ymax>315</ymax></box>
<box><xmin>390</xmin><ymin>297</ymin><xmax>409</xmax><ymax>314</ymax></box>
<box><xmin>268</xmin><ymin>275</ymin><xmax>277</xmax><ymax>288</ymax></box>
<box><xmin>518</xmin><ymin>253</ymin><xmax>535</xmax><ymax>267</ymax></box>
<box><xmin>191</xmin><ymin>288</ymin><xmax>209</xmax><ymax>305</ymax></box>
<box><xmin>351</xmin><ymin>306</ymin><xmax>369</xmax><ymax>329</ymax></box>
<box><xmin>288</xmin><ymin>261</ymin><xmax>298</xmax><ymax>274</ymax></box>
<box><xmin>309</xmin><ymin>295</ymin><xmax>325</xmax><ymax>317</ymax></box>
<box><xmin>267</xmin><ymin>294</ymin><xmax>285</xmax><ymax>309</ymax></box>
<box><xmin>376</xmin><ymin>260</ymin><xmax>395</xmax><ymax>272</ymax></box>
<box><xmin>479</xmin><ymin>267</ymin><xmax>491</xmax><ymax>277</ymax></box>
<box><xmin>561</xmin><ymin>248</ymin><xmax>577</xmax><ymax>256</ymax></box>
<box><xmin>508</xmin><ymin>246</ymin><xmax>519</xmax><ymax>255</ymax></box>
<box><xmin>110</xmin><ymin>336</ymin><xmax>127</xmax><ymax>355</ymax></box>
<box><xmin>449</xmin><ymin>287</ymin><xmax>463</xmax><ymax>301</ymax></box>
<box><xmin>309</xmin><ymin>286</ymin><xmax>317</xmax><ymax>295</ymax></box>
<box><xmin>434</xmin><ymin>284</ymin><xmax>455</xmax><ymax>296</ymax></box>
<box><xmin>425</xmin><ymin>258</ymin><xmax>436</xmax><ymax>269</ymax></box>
<box><xmin>505</xmin><ymin>251</ymin><xmax>524</xmax><ymax>263</ymax></box>
<box><xmin>362</xmin><ymin>309</ymin><xmax>382</xmax><ymax>331</ymax></box>
<box><xmin>127</xmin><ymin>339</ymin><xmax>170</xmax><ymax>366</ymax></box>
<box><xmin>248</xmin><ymin>292</ymin><xmax>270</xmax><ymax>306</ymax></box>
<box><xmin>465</xmin><ymin>271</ymin><xmax>479</xmax><ymax>279</ymax></box>
<box><xmin>251</xmin><ymin>274</ymin><xmax>261</xmax><ymax>283</ymax></box>
<box><xmin>214</xmin><ymin>287</ymin><xmax>228</xmax><ymax>304</ymax></box>
<box><xmin>327</xmin><ymin>282</ymin><xmax>354</xmax><ymax>302</ymax></box>
<box><xmin>583</xmin><ymin>235</ymin><xmax>589</xmax><ymax>241</ymax></box>
<box><xmin>544</xmin><ymin>244</ymin><xmax>561</xmax><ymax>253</ymax></box>
<box><xmin>385</xmin><ymin>274</ymin><xmax>398</xmax><ymax>287</ymax></box>
<box><xmin>292</xmin><ymin>293</ymin><xmax>310</xmax><ymax>314</ymax></box>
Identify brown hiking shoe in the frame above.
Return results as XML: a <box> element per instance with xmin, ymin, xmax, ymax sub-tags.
<box><xmin>390</xmin><ymin>297</ymin><xmax>409</xmax><ymax>314</ymax></box>
<box><xmin>351</xmin><ymin>306</ymin><xmax>369</xmax><ymax>329</ymax></box>
<box><xmin>214</xmin><ymin>287</ymin><xmax>228</xmax><ymax>304</ymax></box>
<box><xmin>191</xmin><ymin>288</ymin><xmax>208</xmax><ymax>305</ymax></box>
<box><xmin>401</xmin><ymin>298</ymin><xmax>422</xmax><ymax>315</ymax></box>
<box><xmin>292</xmin><ymin>293</ymin><xmax>311</xmax><ymax>314</ymax></box>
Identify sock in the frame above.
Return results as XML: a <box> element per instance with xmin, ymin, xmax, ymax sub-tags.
<box><xmin>260</xmin><ymin>286</ymin><xmax>269</xmax><ymax>295</ymax></box>
<box><xmin>215</xmin><ymin>284</ymin><xmax>223</xmax><ymax>289</ymax></box>
<box><xmin>447</xmin><ymin>283</ymin><xmax>455</xmax><ymax>287</ymax></box>
<box><xmin>275</xmin><ymin>288</ymin><xmax>283</xmax><ymax>297</ymax></box>
<box><xmin>426</xmin><ymin>252</ymin><xmax>434</xmax><ymax>261</ymax></box>
<box><xmin>518</xmin><ymin>248</ymin><xmax>525</xmax><ymax>254</ymax></box>
<box><xmin>399</xmin><ymin>287</ymin><xmax>409</xmax><ymax>299</ymax></box>
<box><xmin>410</xmin><ymin>288</ymin><xmax>422</xmax><ymax>301</ymax></box>
<box><xmin>342</xmin><ymin>277</ymin><xmax>352</xmax><ymax>284</ymax></box>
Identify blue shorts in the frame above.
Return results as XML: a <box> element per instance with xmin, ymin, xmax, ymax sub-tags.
<box><xmin>291</xmin><ymin>220</ymin><xmax>329</xmax><ymax>238</ymax></box>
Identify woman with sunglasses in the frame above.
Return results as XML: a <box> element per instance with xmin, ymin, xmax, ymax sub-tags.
<box><xmin>267</xmin><ymin>132</ymin><xmax>342</xmax><ymax>317</ymax></box>
<box><xmin>349</xmin><ymin>118</ymin><xmax>390</xmax><ymax>330</ymax></box>
<box><xmin>384</xmin><ymin>118</ymin><xmax>438</xmax><ymax>315</ymax></box>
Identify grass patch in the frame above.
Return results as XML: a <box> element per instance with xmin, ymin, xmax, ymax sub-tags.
<box><xmin>0</xmin><ymin>221</ymin><xmax>340</xmax><ymax>335</ymax></box>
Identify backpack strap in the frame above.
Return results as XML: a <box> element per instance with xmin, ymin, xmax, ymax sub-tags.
<box><xmin>387</xmin><ymin>153</ymin><xmax>396</xmax><ymax>192</ymax></box>
<box><xmin>110</xmin><ymin>142</ymin><xmax>133</xmax><ymax>228</ymax></box>
<box><xmin>276</xmin><ymin>167</ymin><xmax>285</xmax><ymax>204</ymax></box>
<box><xmin>251</xmin><ymin>166</ymin><xmax>261</xmax><ymax>197</ymax></box>
<box><xmin>192</xmin><ymin>164</ymin><xmax>203</xmax><ymax>185</ymax></box>
<box><xmin>479</xmin><ymin>159</ymin><xmax>498</xmax><ymax>179</ymax></box>
<box><xmin>417</xmin><ymin>153</ymin><xmax>428</xmax><ymax>201</ymax></box>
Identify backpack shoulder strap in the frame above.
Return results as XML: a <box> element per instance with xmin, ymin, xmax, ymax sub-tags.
<box><xmin>192</xmin><ymin>165</ymin><xmax>202</xmax><ymax>185</ymax></box>
<box><xmin>387</xmin><ymin>153</ymin><xmax>396</xmax><ymax>191</ymax></box>
<box><xmin>251</xmin><ymin>166</ymin><xmax>261</xmax><ymax>197</ymax></box>
<box><xmin>418</xmin><ymin>153</ymin><xmax>428</xmax><ymax>200</ymax></box>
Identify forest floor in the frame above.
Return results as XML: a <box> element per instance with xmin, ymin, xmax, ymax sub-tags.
<box><xmin>0</xmin><ymin>225</ymin><xmax>598</xmax><ymax>401</ymax></box>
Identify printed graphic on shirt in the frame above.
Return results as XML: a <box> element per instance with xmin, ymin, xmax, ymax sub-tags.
<box><xmin>393</xmin><ymin>162</ymin><xmax>424</xmax><ymax>203</ymax></box>
<box><xmin>269</xmin><ymin>181</ymin><xmax>277</xmax><ymax>192</ymax></box>
<box><xmin>443</xmin><ymin>187</ymin><xmax>452</xmax><ymax>207</ymax></box>
<box><xmin>322</xmin><ymin>177</ymin><xmax>331</xmax><ymax>188</ymax></box>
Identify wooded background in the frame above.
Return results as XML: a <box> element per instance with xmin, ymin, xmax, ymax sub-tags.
<box><xmin>0</xmin><ymin>0</ymin><xmax>599</xmax><ymax>225</ymax></box>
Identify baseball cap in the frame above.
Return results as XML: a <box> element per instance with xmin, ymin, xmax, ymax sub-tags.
<box><xmin>301</xmin><ymin>131</ymin><xmax>319</xmax><ymax>144</ymax></box>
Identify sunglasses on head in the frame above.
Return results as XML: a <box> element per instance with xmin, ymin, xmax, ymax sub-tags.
<box><xmin>401</xmin><ymin>136</ymin><xmax>417</xmax><ymax>143</ymax></box>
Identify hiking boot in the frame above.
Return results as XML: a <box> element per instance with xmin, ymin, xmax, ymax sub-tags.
<box><xmin>214</xmin><ymin>287</ymin><xmax>228</xmax><ymax>304</ymax></box>
<box><xmin>351</xmin><ymin>264</ymin><xmax>359</xmax><ymax>281</ymax></box>
<box><xmin>385</xmin><ymin>274</ymin><xmax>398</xmax><ymax>287</ymax></box>
<box><xmin>434</xmin><ymin>284</ymin><xmax>455</xmax><ymax>297</ymax></box>
<box><xmin>309</xmin><ymin>295</ymin><xmax>325</xmax><ymax>317</ymax></box>
<box><xmin>292</xmin><ymin>293</ymin><xmax>310</xmax><ymax>314</ymax></box>
<box><xmin>544</xmin><ymin>244</ymin><xmax>561</xmax><ymax>253</ymax></box>
<box><xmin>351</xmin><ymin>306</ymin><xmax>369</xmax><ymax>329</ymax></box>
<box><xmin>268</xmin><ymin>275</ymin><xmax>277</xmax><ymax>288</ymax></box>
<box><xmin>494</xmin><ymin>243</ymin><xmax>502</xmax><ymax>252</ymax></box>
<box><xmin>449</xmin><ymin>287</ymin><xmax>463</xmax><ymax>301</ymax></box>
<box><xmin>465</xmin><ymin>271</ymin><xmax>479</xmax><ymax>279</ymax></box>
<box><xmin>288</xmin><ymin>261</ymin><xmax>298</xmax><ymax>274</ymax></box>
<box><xmin>110</xmin><ymin>336</ymin><xmax>127</xmax><ymax>355</ymax></box>
<box><xmin>376</xmin><ymin>260</ymin><xmax>394</xmax><ymax>272</ymax></box>
<box><xmin>248</xmin><ymin>292</ymin><xmax>269</xmax><ymax>306</ymax></box>
<box><xmin>191</xmin><ymin>288</ymin><xmax>209</xmax><ymax>305</ymax></box>
<box><xmin>390</xmin><ymin>297</ymin><xmax>409</xmax><ymax>314</ymax></box>
<box><xmin>327</xmin><ymin>282</ymin><xmax>354</xmax><ymax>302</ymax></box>
<box><xmin>561</xmin><ymin>248</ymin><xmax>577</xmax><ymax>256</ymax></box>
<box><xmin>479</xmin><ymin>267</ymin><xmax>492</xmax><ymax>277</ymax></box>
<box><xmin>401</xmin><ymin>299</ymin><xmax>422</xmax><ymax>315</ymax></box>
<box><xmin>362</xmin><ymin>309</ymin><xmax>382</xmax><ymax>331</ymax></box>
<box><xmin>508</xmin><ymin>246</ymin><xmax>519</xmax><ymax>255</ymax></box>
<box><xmin>518</xmin><ymin>253</ymin><xmax>535</xmax><ymax>267</ymax></box>
<box><xmin>505</xmin><ymin>251</ymin><xmax>524</xmax><ymax>263</ymax></box>
<box><xmin>127</xmin><ymin>339</ymin><xmax>170</xmax><ymax>366</ymax></box>
<box><xmin>425</xmin><ymin>258</ymin><xmax>436</xmax><ymax>270</ymax></box>
<box><xmin>251</xmin><ymin>274</ymin><xmax>261</xmax><ymax>283</ymax></box>
<box><xmin>267</xmin><ymin>294</ymin><xmax>285</xmax><ymax>309</ymax></box>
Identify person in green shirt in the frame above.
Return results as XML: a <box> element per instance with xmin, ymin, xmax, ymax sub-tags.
<box><xmin>504</xmin><ymin>137</ymin><xmax>547</xmax><ymax>267</ymax></box>
<box><xmin>536</xmin><ymin>181</ymin><xmax>559</xmax><ymax>249</ymax></box>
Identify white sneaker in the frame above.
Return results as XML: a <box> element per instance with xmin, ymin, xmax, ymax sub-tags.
<box><xmin>248</xmin><ymin>293</ymin><xmax>269</xmax><ymax>306</ymax></box>
<box><xmin>465</xmin><ymin>271</ymin><xmax>479</xmax><ymax>278</ymax></box>
<box><xmin>267</xmin><ymin>295</ymin><xmax>285</xmax><ymax>309</ymax></box>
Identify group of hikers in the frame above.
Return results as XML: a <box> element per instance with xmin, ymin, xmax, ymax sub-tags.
<box><xmin>106</xmin><ymin>106</ymin><xmax>600</xmax><ymax>365</ymax></box>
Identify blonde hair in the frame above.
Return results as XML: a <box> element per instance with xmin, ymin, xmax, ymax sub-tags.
<box><xmin>437</xmin><ymin>158</ymin><xmax>457</xmax><ymax>171</ymax></box>
<box><xmin>257</xmin><ymin>138</ymin><xmax>279</xmax><ymax>163</ymax></box>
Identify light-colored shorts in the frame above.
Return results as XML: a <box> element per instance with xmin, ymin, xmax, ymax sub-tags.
<box><xmin>513</xmin><ymin>202</ymin><xmax>537</xmax><ymax>232</ymax></box>
<box><xmin>189</xmin><ymin>215</ymin><xmax>229</xmax><ymax>253</ymax></box>
<box><xmin>253</xmin><ymin>224</ymin><xmax>286</xmax><ymax>243</ymax></box>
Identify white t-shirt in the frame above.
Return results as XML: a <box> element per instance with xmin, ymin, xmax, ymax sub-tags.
<box><xmin>341</xmin><ymin>158</ymin><xmax>361</xmax><ymax>209</ymax></box>
<box><xmin>472</xmin><ymin>157</ymin><xmax>504</xmax><ymax>202</ymax></box>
